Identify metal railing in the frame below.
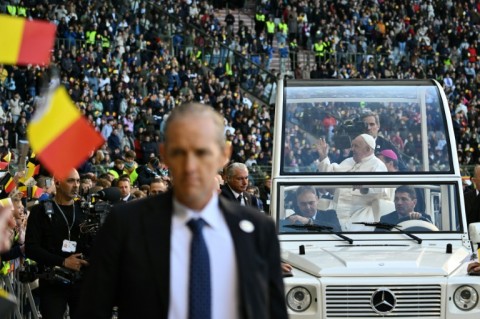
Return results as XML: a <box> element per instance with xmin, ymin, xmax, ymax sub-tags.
<box><xmin>1</xmin><ymin>269</ymin><xmax>40</xmax><ymax>319</ymax></box>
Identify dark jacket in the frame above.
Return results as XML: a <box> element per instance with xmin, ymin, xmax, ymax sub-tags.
<box><xmin>220</xmin><ymin>184</ymin><xmax>261</xmax><ymax>210</ymax></box>
<box><xmin>464</xmin><ymin>190</ymin><xmax>480</xmax><ymax>226</ymax></box>
<box><xmin>280</xmin><ymin>209</ymin><xmax>341</xmax><ymax>232</ymax></box>
<box><xmin>376</xmin><ymin>210</ymin><xmax>432</xmax><ymax>231</ymax></box>
<box><xmin>75</xmin><ymin>192</ymin><xmax>288</xmax><ymax>319</ymax></box>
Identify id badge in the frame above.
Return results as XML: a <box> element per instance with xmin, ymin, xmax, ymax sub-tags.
<box><xmin>62</xmin><ymin>240</ymin><xmax>77</xmax><ymax>253</ymax></box>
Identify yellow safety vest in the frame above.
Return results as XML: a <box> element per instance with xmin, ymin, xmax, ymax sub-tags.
<box><xmin>101</xmin><ymin>35</ymin><xmax>110</xmax><ymax>48</ymax></box>
<box><xmin>6</xmin><ymin>5</ymin><xmax>16</xmax><ymax>16</ymax></box>
<box><xmin>86</xmin><ymin>30</ymin><xmax>97</xmax><ymax>44</ymax></box>
<box><xmin>255</xmin><ymin>13</ymin><xmax>265</xmax><ymax>22</ymax></box>
<box><xmin>17</xmin><ymin>6</ymin><xmax>27</xmax><ymax>17</ymax></box>
<box><xmin>225</xmin><ymin>62</ymin><xmax>232</xmax><ymax>76</ymax></box>
<box><xmin>278</xmin><ymin>22</ymin><xmax>288</xmax><ymax>34</ymax></box>
<box><xmin>314</xmin><ymin>43</ymin><xmax>325</xmax><ymax>57</ymax></box>
<box><xmin>266</xmin><ymin>21</ymin><xmax>275</xmax><ymax>33</ymax></box>
<box><xmin>108</xmin><ymin>169</ymin><xmax>120</xmax><ymax>180</ymax></box>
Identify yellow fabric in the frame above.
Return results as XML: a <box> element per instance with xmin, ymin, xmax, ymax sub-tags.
<box><xmin>27</xmin><ymin>86</ymin><xmax>81</xmax><ymax>152</ymax></box>
<box><xmin>0</xmin><ymin>15</ymin><xmax>25</xmax><ymax>65</ymax></box>
<box><xmin>266</xmin><ymin>21</ymin><xmax>275</xmax><ymax>33</ymax></box>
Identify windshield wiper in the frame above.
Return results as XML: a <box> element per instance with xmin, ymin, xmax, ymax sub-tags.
<box><xmin>354</xmin><ymin>222</ymin><xmax>422</xmax><ymax>244</ymax></box>
<box><xmin>285</xmin><ymin>224</ymin><xmax>353</xmax><ymax>244</ymax></box>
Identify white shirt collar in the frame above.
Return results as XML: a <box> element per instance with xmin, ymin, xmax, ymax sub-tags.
<box><xmin>227</xmin><ymin>185</ymin><xmax>242</xmax><ymax>198</ymax></box>
<box><xmin>172</xmin><ymin>192</ymin><xmax>223</xmax><ymax>230</ymax></box>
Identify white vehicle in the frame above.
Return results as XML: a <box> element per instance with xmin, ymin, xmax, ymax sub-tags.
<box><xmin>271</xmin><ymin>80</ymin><xmax>480</xmax><ymax>318</ymax></box>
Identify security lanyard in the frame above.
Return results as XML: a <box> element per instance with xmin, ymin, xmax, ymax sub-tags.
<box><xmin>53</xmin><ymin>201</ymin><xmax>76</xmax><ymax>240</ymax></box>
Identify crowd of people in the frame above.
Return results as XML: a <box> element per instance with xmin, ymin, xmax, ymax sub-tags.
<box><xmin>1</xmin><ymin>0</ymin><xmax>480</xmax><ymax>316</ymax></box>
<box><xmin>0</xmin><ymin>0</ymin><xmax>479</xmax><ymax>181</ymax></box>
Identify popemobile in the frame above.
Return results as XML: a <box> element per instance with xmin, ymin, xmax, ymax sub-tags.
<box><xmin>271</xmin><ymin>79</ymin><xmax>480</xmax><ymax>318</ymax></box>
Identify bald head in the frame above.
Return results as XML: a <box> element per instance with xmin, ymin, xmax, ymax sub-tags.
<box><xmin>164</xmin><ymin>102</ymin><xmax>226</xmax><ymax>150</ymax></box>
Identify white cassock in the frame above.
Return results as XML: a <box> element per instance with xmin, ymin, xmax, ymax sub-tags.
<box><xmin>316</xmin><ymin>154</ymin><xmax>389</xmax><ymax>231</ymax></box>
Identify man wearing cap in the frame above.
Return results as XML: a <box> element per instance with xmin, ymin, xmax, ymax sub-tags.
<box><xmin>315</xmin><ymin>134</ymin><xmax>389</xmax><ymax>230</ymax></box>
<box><xmin>378</xmin><ymin>149</ymin><xmax>399</xmax><ymax>172</ymax></box>
<box><xmin>316</xmin><ymin>134</ymin><xmax>387</xmax><ymax>173</ymax></box>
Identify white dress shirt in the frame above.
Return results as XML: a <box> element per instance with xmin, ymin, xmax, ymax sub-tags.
<box><xmin>168</xmin><ymin>193</ymin><xmax>239</xmax><ymax>319</ymax></box>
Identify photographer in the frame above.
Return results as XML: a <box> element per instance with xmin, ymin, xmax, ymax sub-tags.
<box><xmin>25</xmin><ymin>169</ymin><xmax>88</xmax><ymax>319</ymax></box>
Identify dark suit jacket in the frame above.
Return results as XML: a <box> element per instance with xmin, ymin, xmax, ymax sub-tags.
<box><xmin>280</xmin><ymin>209</ymin><xmax>341</xmax><ymax>232</ymax></box>
<box><xmin>220</xmin><ymin>184</ymin><xmax>261</xmax><ymax>210</ymax></box>
<box><xmin>464</xmin><ymin>190</ymin><xmax>480</xmax><ymax>226</ymax></box>
<box><xmin>75</xmin><ymin>191</ymin><xmax>287</xmax><ymax>319</ymax></box>
<box><xmin>376</xmin><ymin>210</ymin><xmax>432</xmax><ymax>231</ymax></box>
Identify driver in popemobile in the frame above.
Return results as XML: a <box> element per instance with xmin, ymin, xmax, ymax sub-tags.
<box><xmin>376</xmin><ymin>185</ymin><xmax>432</xmax><ymax>231</ymax></box>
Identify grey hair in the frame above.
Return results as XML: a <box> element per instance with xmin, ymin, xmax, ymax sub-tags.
<box><xmin>225</xmin><ymin>162</ymin><xmax>248</xmax><ymax>179</ymax></box>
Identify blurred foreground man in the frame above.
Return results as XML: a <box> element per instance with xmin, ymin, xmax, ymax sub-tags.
<box><xmin>76</xmin><ymin>103</ymin><xmax>287</xmax><ymax>319</ymax></box>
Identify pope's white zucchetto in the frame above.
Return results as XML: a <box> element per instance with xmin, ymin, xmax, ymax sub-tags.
<box><xmin>360</xmin><ymin>134</ymin><xmax>376</xmax><ymax>150</ymax></box>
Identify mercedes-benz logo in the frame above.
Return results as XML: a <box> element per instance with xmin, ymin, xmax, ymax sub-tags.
<box><xmin>370</xmin><ymin>288</ymin><xmax>397</xmax><ymax>314</ymax></box>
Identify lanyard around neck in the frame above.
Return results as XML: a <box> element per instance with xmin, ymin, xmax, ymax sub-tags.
<box><xmin>53</xmin><ymin>201</ymin><xmax>76</xmax><ymax>241</ymax></box>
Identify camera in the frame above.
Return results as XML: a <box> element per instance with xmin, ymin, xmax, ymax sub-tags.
<box><xmin>79</xmin><ymin>193</ymin><xmax>114</xmax><ymax>258</ymax></box>
<box><xmin>19</xmin><ymin>263</ymin><xmax>80</xmax><ymax>285</ymax></box>
<box><xmin>333</xmin><ymin>115</ymin><xmax>367</xmax><ymax>149</ymax></box>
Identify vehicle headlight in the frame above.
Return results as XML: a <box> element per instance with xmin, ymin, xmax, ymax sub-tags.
<box><xmin>453</xmin><ymin>285</ymin><xmax>478</xmax><ymax>311</ymax></box>
<box><xmin>286</xmin><ymin>286</ymin><xmax>312</xmax><ymax>312</ymax></box>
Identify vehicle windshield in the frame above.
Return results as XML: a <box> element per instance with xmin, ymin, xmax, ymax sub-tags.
<box><xmin>277</xmin><ymin>182</ymin><xmax>462</xmax><ymax>234</ymax></box>
<box><xmin>281</xmin><ymin>80</ymin><xmax>453</xmax><ymax>174</ymax></box>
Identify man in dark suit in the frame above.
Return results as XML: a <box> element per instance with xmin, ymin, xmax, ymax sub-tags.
<box><xmin>465</xmin><ymin>165</ymin><xmax>480</xmax><ymax>225</ymax></box>
<box><xmin>220</xmin><ymin>162</ymin><xmax>261</xmax><ymax>210</ymax></box>
<box><xmin>75</xmin><ymin>103</ymin><xmax>287</xmax><ymax>319</ymax></box>
<box><xmin>282</xmin><ymin>185</ymin><xmax>341</xmax><ymax>232</ymax></box>
<box><xmin>361</xmin><ymin>112</ymin><xmax>407</xmax><ymax>171</ymax></box>
<box><xmin>376</xmin><ymin>185</ymin><xmax>432</xmax><ymax>231</ymax></box>
<box><xmin>116</xmin><ymin>176</ymin><xmax>135</xmax><ymax>202</ymax></box>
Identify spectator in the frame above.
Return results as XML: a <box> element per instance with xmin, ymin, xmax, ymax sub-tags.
<box><xmin>136</xmin><ymin>157</ymin><xmax>163</xmax><ymax>187</ymax></box>
<box><xmin>117</xmin><ymin>176</ymin><xmax>134</xmax><ymax>202</ymax></box>
<box><xmin>149</xmin><ymin>178</ymin><xmax>168</xmax><ymax>196</ymax></box>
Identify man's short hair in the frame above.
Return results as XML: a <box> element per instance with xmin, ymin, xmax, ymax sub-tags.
<box><xmin>295</xmin><ymin>186</ymin><xmax>317</xmax><ymax>199</ymax></box>
<box><xmin>149</xmin><ymin>157</ymin><xmax>160</xmax><ymax>167</ymax></box>
<box><xmin>164</xmin><ymin>102</ymin><xmax>226</xmax><ymax>149</ymax></box>
<box><xmin>118</xmin><ymin>175</ymin><xmax>131</xmax><ymax>184</ymax></box>
<box><xmin>80</xmin><ymin>174</ymin><xmax>92</xmax><ymax>182</ymax></box>
<box><xmin>96</xmin><ymin>178</ymin><xmax>111</xmax><ymax>188</ymax></box>
<box><xmin>361</xmin><ymin>111</ymin><xmax>380</xmax><ymax>126</ymax></box>
<box><xmin>395</xmin><ymin>185</ymin><xmax>416</xmax><ymax>200</ymax></box>
<box><xmin>124</xmin><ymin>150</ymin><xmax>136</xmax><ymax>159</ymax></box>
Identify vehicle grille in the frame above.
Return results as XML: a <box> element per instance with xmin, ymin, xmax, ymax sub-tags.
<box><xmin>325</xmin><ymin>284</ymin><xmax>442</xmax><ymax>318</ymax></box>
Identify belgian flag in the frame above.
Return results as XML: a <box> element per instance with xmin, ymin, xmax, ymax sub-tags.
<box><xmin>0</xmin><ymin>14</ymin><xmax>56</xmax><ymax>66</ymax></box>
<box><xmin>27</xmin><ymin>86</ymin><xmax>104</xmax><ymax>179</ymax></box>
